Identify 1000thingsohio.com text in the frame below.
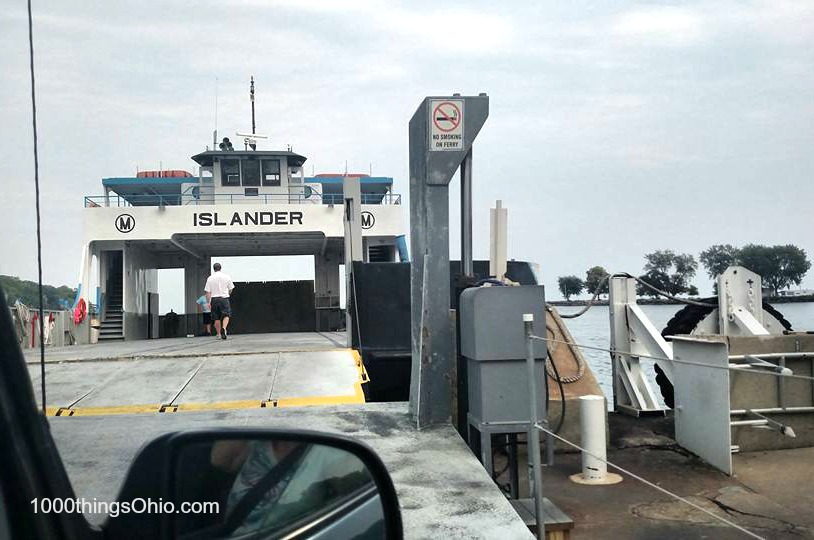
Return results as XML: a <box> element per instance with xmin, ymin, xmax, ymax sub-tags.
<box><xmin>31</xmin><ymin>498</ymin><xmax>219</xmax><ymax>517</ymax></box>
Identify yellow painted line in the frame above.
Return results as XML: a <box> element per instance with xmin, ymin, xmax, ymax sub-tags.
<box><xmin>54</xmin><ymin>404</ymin><xmax>162</xmax><ymax>416</ymax></box>
<box><xmin>274</xmin><ymin>392</ymin><xmax>364</xmax><ymax>408</ymax></box>
<box><xmin>170</xmin><ymin>400</ymin><xmax>263</xmax><ymax>412</ymax></box>
<box><xmin>50</xmin><ymin>393</ymin><xmax>364</xmax><ymax>416</ymax></box>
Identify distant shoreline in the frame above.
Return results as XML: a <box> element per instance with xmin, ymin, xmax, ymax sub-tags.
<box><xmin>550</xmin><ymin>295</ymin><xmax>814</xmax><ymax>307</ymax></box>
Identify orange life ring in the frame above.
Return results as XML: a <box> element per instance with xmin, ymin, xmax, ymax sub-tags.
<box><xmin>74</xmin><ymin>298</ymin><xmax>87</xmax><ymax>325</ymax></box>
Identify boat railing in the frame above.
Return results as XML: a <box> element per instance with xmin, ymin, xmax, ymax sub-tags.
<box><xmin>84</xmin><ymin>192</ymin><xmax>402</xmax><ymax>207</ymax></box>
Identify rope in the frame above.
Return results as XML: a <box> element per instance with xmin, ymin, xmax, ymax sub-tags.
<box><xmin>27</xmin><ymin>0</ymin><xmax>46</xmax><ymax>415</ymax></box>
<box><xmin>534</xmin><ymin>424</ymin><xmax>765</xmax><ymax>539</ymax></box>
<box><xmin>530</xmin><ymin>335</ymin><xmax>814</xmax><ymax>383</ymax></box>
<box><xmin>544</xmin><ymin>324</ymin><xmax>584</xmax><ymax>383</ymax></box>
<box><xmin>545</xmin><ymin>347</ymin><xmax>566</xmax><ymax>434</ymax></box>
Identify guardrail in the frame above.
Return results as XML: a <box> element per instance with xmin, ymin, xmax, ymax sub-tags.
<box><xmin>84</xmin><ymin>192</ymin><xmax>402</xmax><ymax>207</ymax></box>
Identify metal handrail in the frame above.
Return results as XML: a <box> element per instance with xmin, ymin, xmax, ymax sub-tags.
<box><xmin>84</xmin><ymin>192</ymin><xmax>402</xmax><ymax>207</ymax></box>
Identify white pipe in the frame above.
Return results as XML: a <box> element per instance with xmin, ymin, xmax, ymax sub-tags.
<box><xmin>729</xmin><ymin>352</ymin><xmax>813</xmax><ymax>360</ymax></box>
<box><xmin>580</xmin><ymin>395</ymin><xmax>607</xmax><ymax>481</ymax></box>
<box><xmin>730</xmin><ymin>420</ymin><xmax>768</xmax><ymax>427</ymax></box>
<box><xmin>731</xmin><ymin>406</ymin><xmax>814</xmax><ymax>414</ymax></box>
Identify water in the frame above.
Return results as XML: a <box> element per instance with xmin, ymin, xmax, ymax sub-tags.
<box><xmin>556</xmin><ymin>302</ymin><xmax>814</xmax><ymax>407</ymax></box>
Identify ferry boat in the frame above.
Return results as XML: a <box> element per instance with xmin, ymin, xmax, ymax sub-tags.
<box><xmin>17</xmin><ymin>85</ymin><xmax>814</xmax><ymax>539</ymax></box>
<box><xmin>78</xmin><ymin>140</ymin><xmax>406</xmax><ymax>341</ymax></box>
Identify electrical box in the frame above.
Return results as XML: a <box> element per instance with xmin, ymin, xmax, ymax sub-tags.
<box><xmin>460</xmin><ymin>285</ymin><xmax>547</xmax><ymax>424</ymax></box>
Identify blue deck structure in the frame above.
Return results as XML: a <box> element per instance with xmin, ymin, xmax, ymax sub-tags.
<box><xmin>88</xmin><ymin>173</ymin><xmax>400</xmax><ymax>207</ymax></box>
<box><xmin>97</xmin><ymin>176</ymin><xmax>197</xmax><ymax>206</ymax></box>
<box><xmin>305</xmin><ymin>174</ymin><xmax>398</xmax><ymax>205</ymax></box>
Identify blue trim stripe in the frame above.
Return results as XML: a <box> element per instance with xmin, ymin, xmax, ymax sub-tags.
<box><xmin>305</xmin><ymin>176</ymin><xmax>393</xmax><ymax>186</ymax></box>
<box><xmin>102</xmin><ymin>177</ymin><xmax>193</xmax><ymax>187</ymax></box>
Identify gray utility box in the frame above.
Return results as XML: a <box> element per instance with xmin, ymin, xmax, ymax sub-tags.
<box><xmin>460</xmin><ymin>286</ymin><xmax>547</xmax><ymax>424</ymax></box>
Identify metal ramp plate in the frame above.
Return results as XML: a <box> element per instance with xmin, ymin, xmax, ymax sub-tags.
<box><xmin>29</xmin><ymin>333</ymin><xmax>367</xmax><ymax>416</ymax></box>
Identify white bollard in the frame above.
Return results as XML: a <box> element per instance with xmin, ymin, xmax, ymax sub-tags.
<box><xmin>570</xmin><ymin>395</ymin><xmax>623</xmax><ymax>485</ymax></box>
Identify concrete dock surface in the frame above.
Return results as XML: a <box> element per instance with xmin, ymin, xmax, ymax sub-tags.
<box><xmin>49</xmin><ymin>403</ymin><xmax>534</xmax><ymax>539</ymax></box>
<box><xmin>35</xmin><ymin>333</ymin><xmax>533</xmax><ymax>537</ymax></box>
<box><xmin>49</xmin><ymin>402</ymin><xmax>814</xmax><ymax>539</ymax></box>
<box><xmin>33</xmin><ymin>334</ymin><xmax>814</xmax><ymax>538</ymax></box>
<box><xmin>496</xmin><ymin>413</ymin><xmax>814</xmax><ymax>539</ymax></box>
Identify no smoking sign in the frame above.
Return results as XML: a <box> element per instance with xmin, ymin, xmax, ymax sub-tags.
<box><xmin>429</xmin><ymin>99</ymin><xmax>464</xmax><ymax>151</ymax></box>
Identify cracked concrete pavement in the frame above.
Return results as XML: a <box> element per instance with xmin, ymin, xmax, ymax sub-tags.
<box><xmin>496</xmin><ymin>413</ymin><xmax>813</xmax><ymax>539</ymax></box>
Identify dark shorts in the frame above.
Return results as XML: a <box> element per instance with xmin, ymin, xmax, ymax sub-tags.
<box><xmin>202</xmin><ymin>312</ymin><xmax>212</xmax><ymax>325</ymax></box>
<box><xmin>210</xmin><ymin>297</ymin><xmax>232</xmax><ymax>320</ymax></box>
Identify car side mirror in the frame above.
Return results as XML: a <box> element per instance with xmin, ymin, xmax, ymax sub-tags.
<box><xmin>103</xmin><ymin>430</ymin><xmax>402</xmax><ymax>540</ymax></box>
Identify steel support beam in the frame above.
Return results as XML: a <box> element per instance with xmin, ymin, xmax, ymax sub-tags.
<box><xmin>169</xmin><ymin>235</ymin><xmax>201</xmax><ymax>260</ymax></box>
<box><xmin>408</xmin><ymin>94</ymin><xmax>489</xmax><ymax>427</ymax></box>
<box><xmin>608</xmin><ymin>276</ymin><xmax>668</xmax><ymax>414</ymax></box>
<box><xmin>718</xmin><ymin>266</ymin><xmax>768</xmax><ymax>336</ymax></box>
<box><xmin>460</xmin><ymin>148</ymin><xmax>473</xmax><ymax>276</ymax></box>
<box><xmin>627</xmin><ymin>303</ymin><xmax>674</xmax><ymax>382</ymax></box>
<box><xmin>732</xmin><ymin>308</ymin><xmax>770</xmax><ymax>336</ymax></box>
<box><xmin>343</xmin><ymin>176</ymin><xmax>363</xmax><ymax>348</ymax></box>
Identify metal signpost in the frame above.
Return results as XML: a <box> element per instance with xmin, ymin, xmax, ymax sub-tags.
<box><xmin>408</xmin><ymin>94</ymin><xmax>489</xmax><ymax>427</ymax></box>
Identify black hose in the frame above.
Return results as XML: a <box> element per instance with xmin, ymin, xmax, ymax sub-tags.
<box><xmin>554</xmin><ymin>272</ymin><xmax>713</xmax><ymax>320</ymax></box>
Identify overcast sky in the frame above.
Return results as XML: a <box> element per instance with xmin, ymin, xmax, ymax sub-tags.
<box><xmin>1</xmin><ymin>1</ymin><xmax>813</xmax><ymax>306</ymax></box>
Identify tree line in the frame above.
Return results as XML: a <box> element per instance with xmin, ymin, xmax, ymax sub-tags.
<box><xmin>1</xmin><ymin>275</ymin><xmax>76</xmax><ymax>310</ymax></box>
<box><xmin>557</xmin><ymin>244</ymin><xmax>811</xmax><ymax>301</ymax></box>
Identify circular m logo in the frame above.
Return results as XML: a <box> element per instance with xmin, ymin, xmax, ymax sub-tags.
<box><xmin>115</xmin><ymin>214</ymin><xmax>135</xmax><ymax>233</ymax></box>
<box><xmin>361</xmin><ymin>211</ymin><xmax>375</xmax><ymax>230</ymax></box>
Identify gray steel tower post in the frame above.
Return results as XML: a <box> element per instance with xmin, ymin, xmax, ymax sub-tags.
<box><xmin>408</xmin><ymin>94</ymin><xmax>489</xmax><ymax>427</ymax></box>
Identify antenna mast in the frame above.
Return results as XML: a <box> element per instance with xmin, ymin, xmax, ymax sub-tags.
<box><xmin>237</xmin><ymin>76</ymin><xmax>266</xmax><ymax>150</ymax></box>
<box><xmin>250</xmin><ymin>76</ymin><xmax>256</xmax><ymax>135</ymax></box>
<box><xmin>213</xmin><ymin>77</ymin><xmax>219</xmax><ymax>148</ymax></box>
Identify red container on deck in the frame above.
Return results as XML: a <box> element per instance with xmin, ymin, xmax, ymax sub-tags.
<box><xmin>137</xmin><ymin>170</ymin><xmax>193</xmax><ymax>178</ymax></box>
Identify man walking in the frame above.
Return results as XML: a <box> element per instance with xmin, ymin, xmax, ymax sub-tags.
<box><xmin>205</xmin><ymin>262</ymin><xmax>235</xmax><ymax>340</ymax></box>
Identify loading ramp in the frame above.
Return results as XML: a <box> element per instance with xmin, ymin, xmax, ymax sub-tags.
<box><xmin>25</xmin><ymin>332</ymin><xmax>368</xmax><ymax>416</ymax></box>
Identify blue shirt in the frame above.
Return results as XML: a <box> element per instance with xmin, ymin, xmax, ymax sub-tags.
<box><xmin>196</xmin><ymin>295</ymin><xmax>210</xmax><ymax>313</ymax></box>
